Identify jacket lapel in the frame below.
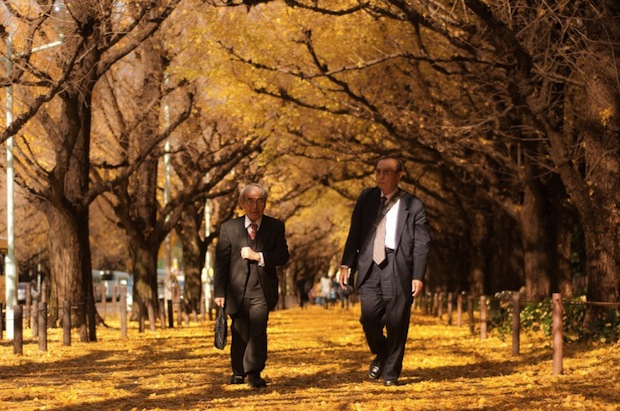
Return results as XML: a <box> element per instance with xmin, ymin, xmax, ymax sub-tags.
<box><xmin>238</xmin><ymin>217</ymin><xmax>249</xmax><ymax>247</ymax></box>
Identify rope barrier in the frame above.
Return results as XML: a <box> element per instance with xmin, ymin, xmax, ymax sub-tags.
<box><xmin>515</xmin><ymin>300</ymin><xmax>619</xmax><ymax>307</ymax></box>
<box><xmin>424</xmin><ymin>293</ymin><xmax>619</xmax><ymax>308</ymax></box>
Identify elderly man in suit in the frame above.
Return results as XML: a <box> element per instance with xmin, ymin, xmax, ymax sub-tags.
<box><xmin>214</xmin><ymin>183</ymin><xmax>289</xmax><ymax>389</ymax></box>
<box><xmin>340</xmin><ymin>157</ymin><xmax>430</xmax><ymax>387</ymax></box>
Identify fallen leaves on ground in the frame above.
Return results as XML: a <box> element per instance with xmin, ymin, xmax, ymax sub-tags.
<box><xmin>1</xmin><ymin>304</ymin><xmax>618</xmax><ymax>411</ymax></box>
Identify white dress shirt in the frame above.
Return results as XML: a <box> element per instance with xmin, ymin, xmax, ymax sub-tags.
<box><xmin>381</xmin><ymin>190</ymin><xmax>400</xmax><ymax>250</ymax></box>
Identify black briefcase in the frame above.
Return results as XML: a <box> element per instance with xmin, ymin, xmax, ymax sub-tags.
<box><xmin>214</xmin><ymin>306</ymin><xmax>228</xmax><ymax>350</ymax></box>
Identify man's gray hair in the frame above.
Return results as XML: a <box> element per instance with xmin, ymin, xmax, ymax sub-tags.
<box><xmin>238</xmin><ymin>183</ymin><xmax>268</xmax><ymax>206</ymax></box>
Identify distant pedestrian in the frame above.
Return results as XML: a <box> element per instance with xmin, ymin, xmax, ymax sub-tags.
<box><xmin>296</xmin><ymin>277</ymin><xmax>310</xmax><ymax>308</ymax></box>
<box><xmin>319</xmin><ymin>274</ymin><xmax>332</xmax><ymax>309</ymax></box>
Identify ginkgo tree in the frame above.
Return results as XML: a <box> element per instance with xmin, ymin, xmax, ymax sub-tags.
<box><xmin>206</xmin><ymin>0</ymin><xmax>619</xmax><ymax>324</ymax></box>
<box><xmin>91</xmin><ymin>16</ymin><xmax>275</xmax><ymax>330</ymax></box>
<box><xmin>0</xmin><ymin>0</ymin><xmax>183</xmax><ymax>340</ymax></box>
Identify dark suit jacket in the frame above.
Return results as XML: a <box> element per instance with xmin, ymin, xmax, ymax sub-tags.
<box><xmin>341</xmin><ymin>186</ymin><xmax>430</xmax><ymax>304</ymax></box>
<box><xmin>214</xmin><ymin>215</ymin><xmax>289</xmax><ymax>314</ymax></box>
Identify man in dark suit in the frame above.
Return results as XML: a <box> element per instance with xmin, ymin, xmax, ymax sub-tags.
<box><xmin>340</xmin><ymin>157</ymin><xmax>430</xmax><ymax>386</ymax></box>
<box><xmin>214</xmin><ymin>183</ymin><xmax>289</xmax><ymax>389</ymax></box>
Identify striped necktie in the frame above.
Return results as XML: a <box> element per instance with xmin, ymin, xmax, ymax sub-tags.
<box><xmin>373</xmin><ymin>196</ymin><xmax>387</xmax><ymax>265</ymax></box>
<box><xmin>249</xmin><ymin>223</ymin><xmax>258</xmax><ymax>240</ymax></box>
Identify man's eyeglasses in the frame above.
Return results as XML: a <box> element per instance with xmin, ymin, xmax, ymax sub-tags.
<box><xmin>245</xmin><ymin>198</ymin><xmax>266</xmax><ymax>207</ymax></box>
<box><xmin>375</xmin><ymin>169</ymin><xmax>398</xmax><ymax>177</ymax></box>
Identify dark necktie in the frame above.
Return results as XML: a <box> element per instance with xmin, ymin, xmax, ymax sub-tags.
<box><xmin>373</xmin><ymin>196</ymin><xmax>387</xmax><ymax>265</ymax></box>
<box><xmin>249</xmin><ymin>223</ymin><xmax>258</xmax><ymax>240</ymax></box>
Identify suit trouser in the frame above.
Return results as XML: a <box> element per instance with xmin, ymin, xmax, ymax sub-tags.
<box><xmin>358</xmin><ymin>250</ymin><xmax>412</xmax><ymax>380</ymax></box>
<box><xmin>230</xmin><ymin>296</ymin><xmax>269</xmax><ymax>376</ymax></box>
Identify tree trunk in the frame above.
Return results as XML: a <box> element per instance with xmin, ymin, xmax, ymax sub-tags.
<box><xmin>35</xmin><ymin>1</ymin><xmax>103</xmax><ymax>342</ymax></box>
<box><xmin>583</xmin><ymin>213</ymin><xmax>620</xmax><ymax>323</ymax></box>
<box><xmin>516</xmin><ymin>176</ymin><xmax>552</xmax><ymax>302</ymax></box>
<box><xmin>468</xmin><ymin>208</ymin><xmax>489</xmax><ymax>297</ymax></box>
<box><xmin>490</xmin><ymin>207</ymin><xmax>522</xmax><ymax>294</ymax></box>
<box><xmin>129</xmin><ymin>242</ymin><xmax>159</xmax><ymax>331</ymax></box>
<box><xmin>125</xmin><ymin>35</ymin><xmax>166</xmax><ymax>332</ymax></box>
<box><xmin>580</xmin><ymin>30</ymin><xmax>620</xmax><ymax>322</ymax></box>
<box><xmin>45</xmin><ymin>206</ymin><xmax>82</xmax><ymax>326</ymax></box>
<box><xmin>545</xmin><ymin>13</ymin><xmax>620</xmax><ymax>322</ymax></box>
<box><xmin>548</xmin><ymin>123</ymin><xmax>619</xmax><ymax>322</ymax></box>
<box><xmin>546</xmin><ymin>176</ymin><xmax>577</xmax><ymax>297</ymax></box>
<box><xmin>581</xmin><ymin>102</ymin><xmax>620</xmax><ymax>322</ymax></box>
<box><xmin>176</xmin><ymin>204</ymin><xmax>203</xmax><ymax>318</ymax></box>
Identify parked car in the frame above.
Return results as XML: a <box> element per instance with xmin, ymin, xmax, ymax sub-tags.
<box><xmin>17</xmin><ymin>282</ymin><xmax>27</xmax><ymax>304</ymax></box>
<box><xmin>157</xmin><ymin>268</ymin><xmax>184</xmax><ymax>300</ymax></box>
<box><xmin>92</xmin><ymin>269</ymin><xmax>131</xmax><ymax>302</ymax></box>
<box><xmin>123</xmin><ymin>275</ymin><xmax>133</xmax><ymax>312</ymax></box>
<box><xmin>124</xmin><ymin>269</ymin><xmax>183</xmax><ymax>312</ymax></box>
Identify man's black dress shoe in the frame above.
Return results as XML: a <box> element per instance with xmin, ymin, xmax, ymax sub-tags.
<box><xmin>383</xmin><ymin>379</ymin><xmax>399</xmax><ymax>386</ymax></box>
<box><xmin>368</xmin><ymin>357</ymin><xmax>383</xmax><ymax>380</ymax></box>
<box><xmin>230</xmin><ymin>374</ymin><xmax>245</xmax><ymax>384</ymax></box>
<box><xmin>248</xmin><ymin>372</ymin><xmax>267</xmax><ymax>388</ymax></box>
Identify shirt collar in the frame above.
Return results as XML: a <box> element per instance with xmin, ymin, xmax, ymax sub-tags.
<box><xmin>245</xmin><ymin>215</ymin><xmax>262</xmax><ymax>229</ymax></box>
<box><xmin>381</xmin><ymin>187</ymin><xmax>399</xmax><ymax>202</ymax></box>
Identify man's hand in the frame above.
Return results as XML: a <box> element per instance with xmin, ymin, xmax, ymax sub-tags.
<box><xmin>241</xmin><ymin>246</ymin><xmax>260</xmax><ymax>262</ymax></box>
<box><xmin>412</xmin><ymin>279</ymin><xmax>423</xmax><ymax>298</ymax></box>
<box><xmin>339</xmin><ymin>267</ymin><xmax>349</xmax><ymax>289</ymax></box>
<box><xmin>214</xmin><ymin>297</ymin><xmax>225</xmax><ymax>307</ymax></box>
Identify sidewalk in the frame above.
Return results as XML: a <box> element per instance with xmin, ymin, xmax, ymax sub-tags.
<box><xmin>0</xmin><ymin>304</ymin><xmax>618</xmax><ymax>410</ymax></box>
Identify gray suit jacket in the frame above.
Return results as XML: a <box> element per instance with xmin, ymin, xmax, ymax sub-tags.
<box><xmin>214</xmin><ymin>215</ymin><xmax>289</xmax><ymax>313</ymax></box>
<box><xmin>341</xmin><ymin>186</ymin><xmax>430</xmax><ymax>304</ymax></box>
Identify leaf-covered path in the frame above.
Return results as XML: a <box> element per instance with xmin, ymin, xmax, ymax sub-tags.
<box><xmin>1</xmin><ymin>304</ymin><xmax>618</xmax><ymax>410</ymax></box>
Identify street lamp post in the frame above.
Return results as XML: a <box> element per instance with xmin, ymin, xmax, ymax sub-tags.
<box><xmin>203</xmin><ymin>173</ymin><xmax>212</xmax><ymax>317</ymax></box>
<box><xmin>3</xmin><ymin>5</ymin><xmax>65</xmax><ymax>339</ymax></box>
<box><xmin>163</xmin><ymin>72</ymin><xmax>172</xmax><ymax>301</ymax></box>
<box><xmin>4</xmin><ymin>34</ymin><xmax>17</xmax><ymax>339</ymax></box>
